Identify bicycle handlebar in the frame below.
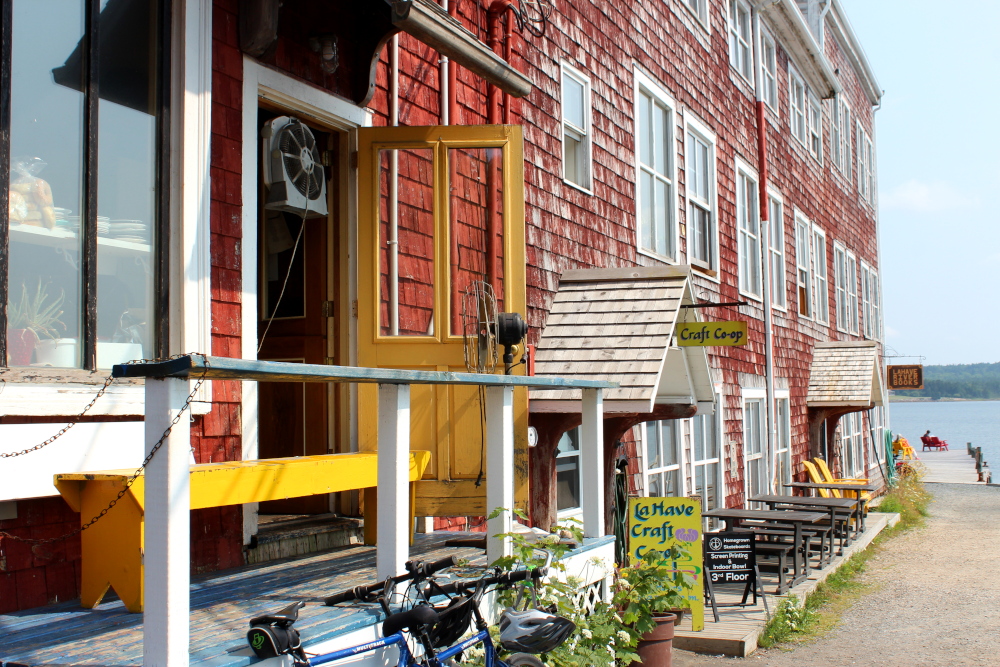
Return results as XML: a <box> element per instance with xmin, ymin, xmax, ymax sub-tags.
<box><xmin>433</xmin><ymin>566</ymin><xmax>548</xmax><ymax>597</ymax></box>
<box><xmin>323</xmin><ymin>556</ymin><xmax>458</xmax><ymax>606</ymax></box>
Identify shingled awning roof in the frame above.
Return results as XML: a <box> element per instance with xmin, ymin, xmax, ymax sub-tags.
<box><xmin>807</xmin><ymin>341</ymin><xmax>885</xmax><ymax>407</ymax></box>
<box><xmin>530</xmin><ymin>267</ymin><xmax>714</xmax><ymax>415</ymax></box>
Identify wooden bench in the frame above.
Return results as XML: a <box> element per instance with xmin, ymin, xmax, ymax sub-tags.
<box><xmin>54</xmin><ymin>451</ymin><xmax>431</xmax><ymax>612</ymax></box>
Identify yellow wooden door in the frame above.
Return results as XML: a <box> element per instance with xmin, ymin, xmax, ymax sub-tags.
<box><xmin>357</xmin><ymin>125</ymin><xmax>528</xmax><ymax>520</ymax></box>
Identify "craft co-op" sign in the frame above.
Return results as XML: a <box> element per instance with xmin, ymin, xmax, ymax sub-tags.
<box><xmin>676</xmin><ymin>321</ymin><xmax>748</xmax><ymax>346</ymax></box>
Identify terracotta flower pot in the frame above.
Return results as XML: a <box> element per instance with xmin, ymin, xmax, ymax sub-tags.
<box><xmin>635</xmin><ymin>612</ymin><xmax>677</xmax><ymax>667</ymax></box>
<box><xmin>7</xmin><ymin>328</ymin><xmax>37</xmax><ymax>366</ymax></box>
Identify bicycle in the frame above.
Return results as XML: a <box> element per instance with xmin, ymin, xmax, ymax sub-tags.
<box><xmin>246</xmin><ymin>556</ymin><xmax>568</xmax><ymax>667</ymax></box>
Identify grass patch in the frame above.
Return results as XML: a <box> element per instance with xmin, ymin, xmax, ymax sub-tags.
<box><xmin>757</xmin><ymin>466</ymin><xmax>930</xmax><ymax>648</ymax></box>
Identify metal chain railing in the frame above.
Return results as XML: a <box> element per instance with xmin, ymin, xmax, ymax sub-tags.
<box><xmin>0</xmin><ymin>353</ymin><xmax>209</xmax><ymax>548</ymax></box>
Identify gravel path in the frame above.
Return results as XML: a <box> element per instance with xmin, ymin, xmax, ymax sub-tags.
<box><xmin>674</xmin><ymin>484</ymin><xmax>1000</xmax><ymax>666</ymax></box>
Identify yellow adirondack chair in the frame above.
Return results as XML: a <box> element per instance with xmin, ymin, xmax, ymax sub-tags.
<box><xmin>812</xmin><ymin>457</ymin><xmax>872</xmax><ymax>502</ymax></box>
<box><xmin>892</xmin><ymin>436</ymin><xmax>916</xmax><ymax>460</ymax></box>
<box><xmin>801</xmin><ymin>460</ymin><xmax>834</xmax><ymax>498</ymax></box>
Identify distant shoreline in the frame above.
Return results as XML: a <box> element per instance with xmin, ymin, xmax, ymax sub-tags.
<box><xmin>889</xmin><ymin>397</ymin><xmax>999</xmax><ymax>403</ymax></box>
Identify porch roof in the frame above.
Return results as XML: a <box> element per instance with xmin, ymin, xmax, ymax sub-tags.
<box><xmin>529</xmin><ymin>267</ymin><xmax>715</xmax><ymax>415</ymax></box>
<box><xmin>806</xmin><ymin>341</ymin><xmax>885</xmax><ymax>407</ymax></box>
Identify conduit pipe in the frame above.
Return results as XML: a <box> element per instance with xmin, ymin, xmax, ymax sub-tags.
<box><xmin>484</xmin><ymin>1</ymin><xmax>516</xmax><ymax>288</ymax></box>
<box><xmin>440</xmin><ymin>0</ymin><xmax>450</xmax><ymax>124</ymax></box>
<box><xmin>751</xmin><ymin>4</ymin><xmax>777</xmax><ymax>494</ymax></box>
<box><xmin>389</xmin><ymin>34</ymin><xmax>400</xmax><ymax>334</ymax></box>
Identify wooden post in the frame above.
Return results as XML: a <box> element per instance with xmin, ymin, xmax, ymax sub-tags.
<box><xmin>581</xmin><ymin>388</ymin><xmax>604</xmax><ymax>539</ymax></box>
<box><xmin>486</xmin><ymin>385</ymin><xmax>514</xmax><ymax>563</ymax></box>
<box><xmin>377</xmin><ymin>383</ymin><xmax>410</xmax><ymax>580</ymax></box>
<box><xmin>143</xmin><ymin>376</ymin><xmax>192</xmax><ymax>667</ymax></box>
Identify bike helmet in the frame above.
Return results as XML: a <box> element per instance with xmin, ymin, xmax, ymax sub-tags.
<box><xmin>498</xmin><ymin>607</ymin><xmax>576</xmax><ymax>654</ymax></box>
<box><xmin>426</xmin><ymin>595</ymin><xmax>477</xmax><ymax>648</ymax></box>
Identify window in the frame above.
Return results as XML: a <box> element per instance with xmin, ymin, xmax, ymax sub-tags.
<box><xmin>743</xmin><ymin>397</ymin><xmax>766</xmax><ymax>501</ymax></box>
<box><xmin>861</xmin><ymin>262</ymin><xmax>881</xmax><ymax>340</ymax></box>
<box><xmin>761</xmin><ymin>33</ymin><xmax>778</xmax><ymax>110</ymax></box>
<box><xmin>692</xmin><ymin>409</ymin><xmax>722</xmax><ymax>514</ymax></box>
<box><xmin>841</xmin><ymin>412</ymin><xmax>865</xmax><ymax>478</ymax></box>
<box><xmin>812</xmin><ymin>226</ymin><xmax>829</xmax><ymax>324</ymax></box>
<box><xmin>736</xmin><ymin>165</ymin><xmax>761</xmax><ymax>297</ymax></box>
<box><xmin>768</xmin><ymin>195</ymin><xmax>786</xmax><ymax>309</ymax></box>
<box><xmin>795</xmin><ymin>215</ymin><xmax>812</xmax><ymax>318</ymax></box>
<box><xmin>789</xmin><ymin>69</ymin><xmax>807</xmax><ymax>145</ymax></box>
<box><xmin>858</xmin><ymin>123</ymin><xmax>874</xmax><ymax>203</ymax></box>
<box><xmin>2</xmin><ymin>0</ymin><xmax>168</xmax><ymax>369</ymax></box>
<box><xmin>870</xmin><ymin>406</ymin><xmax>886</xmax><ymax>463</ymax></box>
<box><xmin>686</xmin><ymin>119</ymin><xmax>716</xmax><ymax>268</ymax></box>
<box><xmin>644</xmin><ymin>420</ymin><xmax>681</xmax><ymax>497</ymax></box>
<box><xmin>555</xmin><ymin>428</ymin><xmax>582</xmax><ymax>513</ymax></box>
<box><xmin>684</xmin><ymin>0</ymin><xmax>708</xmax><ymax>25</ymax></box>
<box><xmin>635</xmin><ymin>72</ymin><xmax>676</xmax><ymax>259</ymax></box>
<box><xmin>728</xmin><ymin>0</ymin><xmax>753</xmax><ymax>82</ymax></box>
<box><xmin>775</xmin><ymin>396</ymin><xmax>792</xmax><ymax>494</ymax></box>
<box><xmin>807</xmin><ymin>94</ymin><xmax>822</xmax><ymax>160</ymax></box>
<box><xmin>832</xmin><ymin>96</ymin><xmax>852</xmax><ymax>177</ymax></box>
<box><xmin>834</xmin><ymin>244</ymin><xmax>859</xmax><ymax>334</ymax></box>
<box><xmin>561</xmin><ymin>64</ymin><xmax>591</xmax><ymax>190</ymax></box>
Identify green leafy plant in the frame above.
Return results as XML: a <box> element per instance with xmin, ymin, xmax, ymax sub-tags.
<box><xmin>614</xmin><ymin>547</ymin><xmax>692</xmax><ymax>636</ymax></box>
<box><xmin>7</xmin><ymin>279</ymin><xmax>66</xmax><ymax>340</ymax></box>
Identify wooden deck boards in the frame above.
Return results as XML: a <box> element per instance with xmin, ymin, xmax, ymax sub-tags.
<box><xmin>0</xmin><ymin>533</ymin><xmax>486</xmax><ymax>667</ymax></box>
<box><xmin>920</xmin><ymin>448</ymin><xmax>985</xmax><ymax>484</ymax></box>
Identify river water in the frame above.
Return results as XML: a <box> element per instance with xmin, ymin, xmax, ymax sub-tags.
<box><xmin>889</xmin><ymin>400</ymin><xmax>1000</xmax><ymax>465</ymax></box>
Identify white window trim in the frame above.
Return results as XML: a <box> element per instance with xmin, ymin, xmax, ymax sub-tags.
<box><xmin>680</xmin><ymin>0</ymin><xmax>711</xmax><ymax>31</ymax></box>
<box><xmin>560</xmin><ymin>61</ymin><xmax>594</xmax><ymax>194</ymax></box>
<box><xmin>833</xmin><ymin>243</ymin><xmax>858</xmax><ymax>334</ymax></box>
<box><xmin>860</xmin><ymin>260</ymin><xmax>881</xmax><ymax>341</ymax></box>
<box><xmin>741</xmin><ymin>388</ymin><xmax>767</xmax><ymax>502</ymax></box>
<box><xmin>857</xmin><ymin>121</ymin><xmax>874</xmax><ymax>204</ymax></box>
<box><xmin>727</xmin><ymin>0</ymin><xmax>755</xmax><ymax>84</ymax></box>
<box><xmin>807</xmin><ymin>93</ymin><xmax>823</xmax><ymax>163</ymax></box>
<box><xmin>794</xmin><ymin>210</ymin><xmax>812</xmax><ymax>320</ymax></box>
<box><xmin>642</xmin><ymin>420</ymin><xmax>684</xmax><ymax>497</ymax></box>
<box><xmin>832</xmin><ymin>96</ymin><xmax>852</xmax><ymax>179</ymax></box>
<box><xmin>555</xmin><ymin>427</ymin><xmax>583</xmax><ymax>519</ymax></box>
<box><xmin>811</xmin><ymin>225</ymin><xmax>830</xmax><ymax>325</ymax></box>
<box><xmin>774</xmin><ymin>390</ymin><xmax>792</xmax><ymax>494</ymax></box>
<box><xmin>691</xmin><ymin>397</ymin><xmax>724</xmax><ymax>524</ymax></box>
<box><xmin>846</xmin><ymin>252</ymin><xmax>858</xmax><ymax>334</ymax></box>
<box><xmin>684</xmin><ymin>112</ymin><xmax>719</xmax><ymax>277</ymax></box>
<box><xmin>767</xmin><ymin>188</ymin><xmax>787</xmax><ymax>311</ymax></box>
<box><xmin>735</xmin><ymin>158</ymin><xmax>762</xmax><ymax>301</ymax></box>
<box><xmin>761</xmin><ymin>29</ymin><xmax>779</xmax><ymax>114</ymax></box>
<box><xmin>634</xmin><ymin>68</ymin><xmax>679</xmax><ymax>264</ymax></box>
<box><xmin>789</xmin><ymin>66</ymin><xmax>807</xmax><ymax>147</ymax></box>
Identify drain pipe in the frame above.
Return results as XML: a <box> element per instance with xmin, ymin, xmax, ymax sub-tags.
<box><xmin>751</xmin><ymin>4</ymin><xmax>777</xmax><ymax>494</ymax></box>
<box><xmin>389</xmin><ymin>34</ymin><xmax>400</xmax><ymax>334</ymax></box>
<box><xmin>440</xmin><ymin>0</ymin><xmax>450</xmax><ymax>125</ymax></box>
<box><xmin>485</xmin><ymin>2</ymin><xmax>515</xmax><ymax>287</ymax></box>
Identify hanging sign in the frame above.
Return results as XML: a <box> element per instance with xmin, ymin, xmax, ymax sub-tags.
<box><xmin>887</xmin><ymin>365</ymin><xmax>923</xmax><ymax>390</ymax></box>
<box><xmin>704</xmin><ymin>532</ymin><xmax>756</xmax><ymax>587</ymax></box>
<box><xmin>628</xmin><ymin>497</ymin><xmax>705</xmax><ymax>631</ymax></box>
<box><xmin>676</xmin><ymin>321</ymin><xmax>748</xmax><ymax>347</ymax></box>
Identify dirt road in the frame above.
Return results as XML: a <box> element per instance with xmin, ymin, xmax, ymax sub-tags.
<box><xmin>675</xmin><ymin>483</ymin><xmax>1000</xmax><ymax>667</ymax></box>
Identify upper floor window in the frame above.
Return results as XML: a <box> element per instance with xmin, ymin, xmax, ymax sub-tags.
<box><xmin>808</xmin><ymin>94</ymin><xmax>822</xmax><ymax>161</ymax></box>
<box><xmin>736</xmin><ymin>164</ymin><xmax>761</xmax><ymax>298</ymax></box>
<box><xmin>684</xmin><ymin>0</ymin><xmax>709</xmax><ymax>25</ymax></box>
<box><xmin>789</xmin><ymin>68</ymin><xmax>807</xmax><ymax>146</ymax></box>
<box><xmin>812</xmin><ymin>225</ymin><xmax>829</xmax><ymax>324</ymax></box>
<box><xmin>860</xmin><ymin>262</ymin><xmax>881</xmax><ymax>340</ymax></box>
<box><xmin>768</xmin><ymin>195</ymin><xmax>786</xmax><ymax>309</ymax></box>
<box><xmin>2</xmin><ymin>0</ymin><xmax>167</xmax><ymax>369</ymax></box>
<box><xmin>561</xmin><ymin>63</ymin><xmax>592</xmax><ymax>190</ymax></box>
<box><xmin>686</xmin><ymin>118</ymin><xmax>717</xmax><ymax>269</ymax></box>
<box><xmin>832</xmin><ymin>96</ymin><xmax>852</xmax><ymax>178</ymax></box>
<box><xmin>761</xmin><ymin>33</ymin><xmax>778</xmax><ymax>110</ymax></box>
<box><xmin>858</xmin><ymin>123</ymin><xmax>874</xmax><ymax>203</ymax></box>
<box><xmin>635</xmin><ymin>71</ymin><xmax>676</xmax><ymax>260</ymax></box>
<box><xmin>795</xmin><ymin>215</ymin><xmax>812</xmax><ymax>318</ymax></box>
<box><xmin>834</xmin><ymin>243</ymin><xmax>859</xmax><ymax>334</ymax></box>
<box><xmin>728</xmin><ymin>0</ymin><xmax>753</xmax><ymax>82</ymax></box>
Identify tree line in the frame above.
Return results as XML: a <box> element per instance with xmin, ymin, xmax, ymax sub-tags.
<box><xmin>892</xmin><ymin>362</ymin><xmax>1000</xmax><ymax>400</ymax></box>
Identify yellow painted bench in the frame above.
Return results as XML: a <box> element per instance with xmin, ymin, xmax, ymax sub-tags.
<box><xmin>54</xmin><ymin>451</ymin><xmax>431</xmax><ymax>613</ymax></box>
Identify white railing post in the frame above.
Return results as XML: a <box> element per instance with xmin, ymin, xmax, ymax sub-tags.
<box><xmin>486</xmin><ymin>385</ymin><xmax>515</xmax><ymax>563</ymax></box>
<box><xmin>377</xmin><ymin>383</ymin><xmax>410</xmax><ymax>580</ymax></box>
<box><xmin>143</xmin><ymin>376</ymin><xmax>192</xmax><ymax>667</ymax></box>
<box><xmin>581</xmin><ymin>388</ymin><xmax>604</xmax><ymax>539</ymax></box>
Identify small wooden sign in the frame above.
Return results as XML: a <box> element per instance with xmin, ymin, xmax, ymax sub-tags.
<box><xmin>676</xmin><ymin>321</ymin><xmax>748</xmax><ymax>347</ymax></box>
<box><xmin>887</xmin><ymin>365</ymin><xmax>924</xmax><ymax>390</ymax></box>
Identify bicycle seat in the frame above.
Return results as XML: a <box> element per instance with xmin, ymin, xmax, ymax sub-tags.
<box><xmin>382</xmin><ymin>604</ymin><xmax>440</xmax><ymax>637</ymax></box>
<box><xmin>249</xmin><ymin>601</ymin><xmax>304</xmax><ymax>627</ymax></box>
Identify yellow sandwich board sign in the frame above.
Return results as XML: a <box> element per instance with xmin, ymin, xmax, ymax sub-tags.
<box><xmin>676</xmin><ymin>321</ymin><xmax>747</xmax><ymax>346</ymax></box>
<box><xmin>628</xmin><ymin>497</ymin><xmax>705</xmax><ymax>631</ymax></box>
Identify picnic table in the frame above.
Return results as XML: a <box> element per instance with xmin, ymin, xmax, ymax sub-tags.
<box><xmin>749</xmin><ymin>494</ymin><xmax>858</xmax><ymax>556</ymax></box>
<box><xmin>784</xmin><ymin>481</ymin><xmax>878</xmax><ymax>533</ymax></box>
<box><xmin>703</xmin><ymin>508</ymin><xmax>826</xmax><ymax>591</ymax></box>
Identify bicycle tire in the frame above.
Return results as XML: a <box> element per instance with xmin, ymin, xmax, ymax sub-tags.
<box><xmin>503</xmin><ymin>654</ymin><xmax>546</xmax><ymax>667</ymax></box>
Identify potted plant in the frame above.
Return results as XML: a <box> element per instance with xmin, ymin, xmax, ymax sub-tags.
<box><xmin>615</xmin><ymin>548</ymin><xmax>694</xmax><ymax>667</ymax></box>
<box><xmin>6</xmin><ymin>280</ymin><xmax>66</xmax><ymax>366</ymax></box>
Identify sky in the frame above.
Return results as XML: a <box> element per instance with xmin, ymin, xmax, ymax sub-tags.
<box><xmin>838</xmin><ymin>0</ymin><xmax>1000</xmax><ymax>366</ymax></box>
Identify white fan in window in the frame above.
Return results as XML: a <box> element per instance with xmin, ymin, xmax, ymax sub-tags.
<box><xmin>262</xmin><ymin>116</ymin><xmax>328</xmax><ymax>219</ymax></box>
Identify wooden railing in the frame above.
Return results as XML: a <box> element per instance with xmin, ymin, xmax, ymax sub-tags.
<box><xmin>112</xmin><ymin>355</ymin><xmax>615</xmax><ymax>666</ymax></box>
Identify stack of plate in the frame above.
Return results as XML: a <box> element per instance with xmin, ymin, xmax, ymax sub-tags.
<box><xmin>109</xmin><ymin>220</ymin><xmax>147</xmax><ymax>243</ymax></box>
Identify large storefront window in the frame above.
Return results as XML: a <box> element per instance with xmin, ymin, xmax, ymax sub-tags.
<box><xmin>2</xmin><ymin>0</ymin><xmax>166</xmax><ymax>369</ymax></box>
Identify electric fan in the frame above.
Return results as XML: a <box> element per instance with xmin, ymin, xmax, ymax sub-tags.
<box><xmin>262</xmin><ymin>116</ymin><xmax>328</xmax><ymax>219</ymax></box>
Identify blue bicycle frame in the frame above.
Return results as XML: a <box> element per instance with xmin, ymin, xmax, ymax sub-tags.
<box><xmin>304</xmin><ymin>627</ymin><xmax>507</xmax><ymax>667</ymax></box>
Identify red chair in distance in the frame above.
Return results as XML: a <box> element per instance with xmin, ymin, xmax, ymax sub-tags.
<box><xmin>920</xmin><ymin>436</ymin><xmax>948</xmax><ymax>451</ymax></box>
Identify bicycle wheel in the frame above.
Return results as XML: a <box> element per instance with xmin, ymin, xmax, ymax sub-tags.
<box><xmin>502</xmin><ymin>654</ymin><xmax>545</xmax><ymax>667</ymax></box>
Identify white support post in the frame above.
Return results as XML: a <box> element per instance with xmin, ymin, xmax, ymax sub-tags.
<box><xmin>486</xmin><ymin>385</ymin><xmax>515</xmax><ymax>563</ymax></box>
<box><xmin>581</xmin><ymin>388</ymin><xmax>604</xmax><ymax>539</ymax></box>
<box><xmin>376</xmin><ymin>383</ymin><xmax>410</xmax><ymax>580</ymax></box>
<box><xmin>143</xmin><ymin>377</ymin><xmax>192</xmax><ymax>667</ymax></box>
